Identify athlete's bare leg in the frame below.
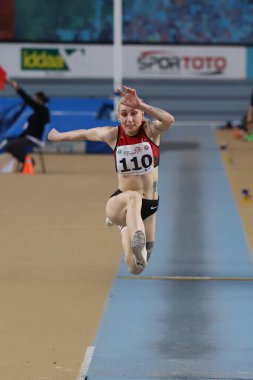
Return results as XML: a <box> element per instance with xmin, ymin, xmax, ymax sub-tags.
<box><xmin>106</xmin><ymin>191</ymin><xmax>147</xmax><ymax>273</ymax></box>
<box><xmin>106</xmin><ymin>190</ymin><xmax>144</xmax><ymax>231</ymax></box>
<box><xmin>143</xmin><ymin>214</ymin><xmax>156</xmax><ymax>262</ymax></box>
<box><xmin>119</xmin><ymin>214</ymin><xmax>156</xmax><ymax>274</ymax></box>
<box><xmin>121</xmin><ymin>227</ymin><xmax>143</xmax><ymax>274</ymax></box>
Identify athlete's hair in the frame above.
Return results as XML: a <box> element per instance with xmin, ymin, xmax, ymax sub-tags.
<box><xmin>117</xmin><ymin>97</ymin><xmax>126</xmax><ymax>112</ymax></box>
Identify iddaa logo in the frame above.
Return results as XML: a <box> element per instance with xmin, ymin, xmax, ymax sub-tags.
<box><xmin>21</xmin><ymin>48</ymin><xmax>69</xmax><ymax>71</ymax></box>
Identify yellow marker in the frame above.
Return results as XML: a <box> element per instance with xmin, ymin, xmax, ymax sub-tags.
<box><xmin>243</xmin><ymin>195</ymin><xmax>251</xmax><ymax>205</ymax></box>
<box><xmin>226</xmin><ymin>154</ymin><xmax>234</xmax><ymax>165</ymax></box>
<box><xmin>242</xmin><ymin>189</ymin><xmax>251</xmax><ymax>204</ymax></box>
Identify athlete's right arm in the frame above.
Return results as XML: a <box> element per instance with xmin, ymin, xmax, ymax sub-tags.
<box><xmin>48</xmin><ymin>127</ymin><xmax>117</xmax><ymax>147</ymax></box>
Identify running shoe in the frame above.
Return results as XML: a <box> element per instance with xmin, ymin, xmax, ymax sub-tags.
<box><xmin>105</xmin><ymin>217</ymin><xmax>114</xmax><ymax>226</ymax></box>
<box><xmin>131</xmin><ymin>230</ymin><xmax>147</xmax><ymax>270</ymax></box>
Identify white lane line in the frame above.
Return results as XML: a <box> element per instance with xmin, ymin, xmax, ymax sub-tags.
<box><xmin>76</xmin><ymin>346</ymin><xmax>95</xmax><ymax>380</ymax></box>
<box><xmin>173</xmin><ymin>120</ymin><xmax>224</xmax><ymax>127</ymax></box>
<box><xmin>117</xmin><ymin>275</ymin><xmax>253</xmax><ymax>281</ymax></box>
<box><xmin>52</xmin><ymin>111</ymin><xmax>96</xmax><ymax>116</ymax></box>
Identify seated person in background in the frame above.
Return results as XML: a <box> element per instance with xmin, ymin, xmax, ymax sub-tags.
<box><xmin>244</xmin><ymin>90</ymin><xmax>253</xmax><ymax>139</ymax></box>
<box><xmin>220</xmin><ymin>89</ymin><xmax>253</xmax><ymax>137</ymax></box>
<box><xmin>239</xmin><ymin>89</ymin><xmax>253</xmax><ymax>141</ymax></box>
<box><xmin>0</xmin><ymin>78</ymin><xmax>50</xmax><ymax>172</ymax></box>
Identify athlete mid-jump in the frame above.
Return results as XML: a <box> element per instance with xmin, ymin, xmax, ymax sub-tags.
<box><xmin>48</xmin><ymin>86</ymin><xmax>174</xmax><ymax>274</ymax></box>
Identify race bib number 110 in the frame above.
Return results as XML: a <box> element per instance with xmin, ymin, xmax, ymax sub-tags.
<box><xmin>116</xmin><ymin>142</ymin><xmax>154</xmax><ymax>175</ymax></box>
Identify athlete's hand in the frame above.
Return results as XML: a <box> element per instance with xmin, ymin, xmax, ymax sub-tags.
<box><xmin>47</xmin><ymin>128</ymin><xmax>62</xmax><ymax>142</ymax></box>
<box><xmin>117</xmin><ymin>86</ymin><xmax>142</xmax><ymax>109</ymax></box>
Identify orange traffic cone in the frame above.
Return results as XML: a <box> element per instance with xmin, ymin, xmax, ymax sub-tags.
<box><xmin>21</xmin><ymin>154</ymin><xmax>34</xmax><ymax>175</ymax></box>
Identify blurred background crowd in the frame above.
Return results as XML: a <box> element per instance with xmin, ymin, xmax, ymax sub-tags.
<box><xmin>1</xmin><ymin>0</ymin><xmax>253</xmax><ymax>44</ymax></box>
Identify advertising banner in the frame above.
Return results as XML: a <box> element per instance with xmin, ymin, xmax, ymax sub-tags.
<box><xmin>0</xmin><ymin>43</ymin><xmax>111</xmax><ymax>78</ymax></box>
<box><xmin>124</xmin><ymin>45</ymin><xmax>246</xmax><ymax>79</ymax></box>
<box><xmin>247</xmin><ymin>47</ymin><xmax>253</xmax><ymax>80</ymax></box>
<box><xmin>0</xmin><ymin>43</ymin><xmax>246</xmax><ymax>80</ymax></box>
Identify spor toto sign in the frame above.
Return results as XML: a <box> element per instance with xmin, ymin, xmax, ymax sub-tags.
<box><xmin>137</xmin><ymin>50</ymin><xmax>227</xmax><ymax>75</ymax></box>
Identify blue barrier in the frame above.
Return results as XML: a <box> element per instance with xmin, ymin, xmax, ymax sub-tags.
<box><xmin>0</xmin><ymin>97</ymin><xmax>117</xmax><ymax>154</ymax></box>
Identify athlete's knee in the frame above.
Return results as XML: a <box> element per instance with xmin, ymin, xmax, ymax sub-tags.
<box><xmin>146</xmin><ymin>241</ymin><xmax>154</xmax><ymax>262</ymax></box>
<box><xmin>126</xmin><ymin>190</ymin><xmax>142</xmax><ymax>205</ymax></box>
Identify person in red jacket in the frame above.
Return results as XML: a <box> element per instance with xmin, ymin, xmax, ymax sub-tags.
<box><xmin>48</xmin><ymin>86</ymin><xmax>174</xmax><ymax>275</ymax></box>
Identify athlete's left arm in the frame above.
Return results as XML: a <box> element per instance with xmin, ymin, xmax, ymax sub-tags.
<box><xmin>140</xmin><ymin>102</ymin><xmax>174</xmax><ymax>137</ymax></box>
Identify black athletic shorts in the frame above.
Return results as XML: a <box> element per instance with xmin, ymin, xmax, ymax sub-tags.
<box><xmin>110</xmin><ymin>189</ymin><xmax>159</xmax><ymax>220</ymax></box>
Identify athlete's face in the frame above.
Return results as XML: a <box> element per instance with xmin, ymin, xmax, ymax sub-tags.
<box><xmin>118</xmin><ymin>104</ymin><xmax>144</xmax><ymax>136</ymax></box>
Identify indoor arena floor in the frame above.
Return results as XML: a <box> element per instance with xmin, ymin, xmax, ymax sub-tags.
<box><xmin>1</xmin><ymin>124</ymin><xmax>253</xmax><ymax>380</ymax></box>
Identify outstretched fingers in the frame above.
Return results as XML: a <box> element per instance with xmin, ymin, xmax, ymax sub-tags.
<box><xmin>122</xmin><ymin>85</ymin><xmax>132</xmax><ymax>92</ymax></box>
<box><xmin>123</xmin><ymin>86</ymin><xmax>137</xmax><ymax>95</ymax></box>
<box><xmin>117</xmin><ymin>86</ymin><xmax>136</xmax><ymax>95</ymax></box>
<box><xmin>116</xmin><ymin>86</ymin><xmax>142</xmax><ymax>110</ymax></box>
<box><xmin>116</xmin><ymin>88</ymin><xmax>125</xmax><ymax>96</ymax></box>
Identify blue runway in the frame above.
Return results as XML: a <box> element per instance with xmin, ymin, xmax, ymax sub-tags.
<box><xmin>85</xmin><ymin>124</ymin><xmax>253</xmax><ymax>380</ymax></box>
